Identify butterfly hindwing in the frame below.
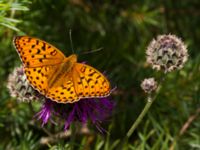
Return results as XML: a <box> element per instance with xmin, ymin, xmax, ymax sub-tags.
<box><xmin>13</xmin><ymin>36</ymin><xmax>65</xmax><ymax>67</ymax></box>
<box><xmin>24</xmin><ymin>66</ymin><xmax>58</xmax><ymax>95</ymax></box>
<box><xmin>73</xmin><ymin>63</ymin><xmax>111</xmax><ymax>98</ymax></box>
<box><xmin>46</xmin><ymin>74</ymin><xmax>79</xmax><ymax>103</ymax></box>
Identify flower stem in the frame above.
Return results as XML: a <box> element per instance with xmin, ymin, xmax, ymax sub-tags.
<box><xmin>117</xmin><ymin>96</ymin><xmax>154</xmax><ymax>150</ymax></box>
<box><xmin>126</xmin><ymin>96</ymin><xmax>153</xmax><ymax>139</ymax></box>
<box><xmin>117</xmin><ymin>83</ymin><xmax>162</xmax><ymax>150</ymax></box>
<box><xmin>126</xmin><ymin>81</ymin><xmax>162</xmax><ymax>139</ymax></box>
<box><xmin>70</xmin><ymin>123</ymin><xmax>76</xmax><ymax>150</ymax></box>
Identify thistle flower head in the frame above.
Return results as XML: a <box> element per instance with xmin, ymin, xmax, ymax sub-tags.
<box><xmin>146</xmin><ymin>34</ymin><xmax>188</xmax><ymax>73</ymax></box>
<box><xmin>36</xmin><ymin>97</ymin><xmax>115</xmax><ymax>132</ymax></box>
<box><xmin>7</xmin><ymin>66</ymin><xmax>45</xmax><ymax>102</ymax></box>
<box><xmin>141</xmin><ymin>78</ymin><xmax>157</xmax><ymax>93</ymax></box>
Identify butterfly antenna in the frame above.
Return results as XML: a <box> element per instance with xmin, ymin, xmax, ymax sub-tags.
<box><xmin>69</xmin><ymin>29</ymin><xmax>74</xmax><ymax>53</ymax></box>
<box><xmin>81</xmin><ymin>47</ymin><xmax>104</xmax><ymax>55</ymax></box>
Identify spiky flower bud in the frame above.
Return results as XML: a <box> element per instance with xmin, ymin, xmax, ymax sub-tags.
<box><xmin>146</xmin><ymin>34</ymin><xmax>188</xmax><ymax>73</ymax></box>
<box><xmin>7</xmin><ymin>66</ymin><xmax>45</xmax><ymax>102</ymax></box>
<box><xmin>141</xmin><ymin>78</ymin><xmax>157</xmax><ymax>93</ymax></box>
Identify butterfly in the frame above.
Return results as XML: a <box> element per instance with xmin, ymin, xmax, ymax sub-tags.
<box><xmin>13</xmin><ymin>36</ymin><xmax>111</xmax><ymax>103</ymax></box>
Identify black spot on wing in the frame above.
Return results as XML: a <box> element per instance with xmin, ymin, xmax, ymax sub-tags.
<box><xmin>87</xmin><ymin>78</ymin><xmax>92</xmax><ymax>83</ymax></box>
<box><xmin>37</xmin><ymin>49</ymin><xmax>41</xmax><ymax>54</ymax></box>
<box><xmin>50</xmin><ymin>50</ymin><xmax>57</xmax><ymax>56</ymax></box>
<box><xmin>27</xmin><ymin>38</ymin><xmax>31</xmax><ymax>42</ymax></box>
<box><xmin>96</xmin><ymin>75</ymin><xmax>101</xmax><ymax>79</ymax></box>
<box><xmin>80</xmin><ymin>66</ymin><xmax>86</xmax><ymax>73</ymax></box>
<box><xmin>88</xmin><ymin>71</ymin><xmax>97</xmax><ymax>77</ymax></box>
<box><xmin>42</xmin><ymin>43</ymin><xmax>46</xmax><ymax>51</ymax></box>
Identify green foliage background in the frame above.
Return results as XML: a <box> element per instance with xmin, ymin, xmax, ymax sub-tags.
<box><xmin>0</xmin><ymin>0</ymin><xmax>200</xmax><ymax>149</ymax></box>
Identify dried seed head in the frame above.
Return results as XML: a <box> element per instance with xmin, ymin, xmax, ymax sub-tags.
<box><xmin>7</xmin><ymin>66</ymin><xmax>45</xmax><ymax>102</ymax></box>
<box><xmin>141</xmin><ymin>78</ymin><xmax>157</xmax><ymax>93</ymax></box>
<box><xmin>146</xmin><ymin>34</ymin><xmax>188</xmax><ymax>73</ymax></box>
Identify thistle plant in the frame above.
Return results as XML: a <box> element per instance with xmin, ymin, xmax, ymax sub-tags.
<box><xmin>7</xmin><ymin>66</ymin><xmax>115</xmax><ymax>132</ymax></box>
<box><xmin>120</xmin><ymin>34</ymin><xmax>189</xmax><ymax>147</ymax></box>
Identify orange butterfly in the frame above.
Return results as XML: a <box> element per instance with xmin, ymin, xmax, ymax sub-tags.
<box><xmin>13</xmin><ymin>36</ymin><xmax>111</xmax><ymax>103</ymax></box>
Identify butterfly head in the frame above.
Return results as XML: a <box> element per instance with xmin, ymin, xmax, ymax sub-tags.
<box><xmin>67</xmin><ymin>54</ymin><xmax>78</xmax><ymax>63</ymax></box>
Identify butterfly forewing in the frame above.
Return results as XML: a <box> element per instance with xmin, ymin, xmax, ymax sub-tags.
<box><xmin>13</xmin><ymin>36</ymin><xmax>65</xmax><ymax>67</ymax></box>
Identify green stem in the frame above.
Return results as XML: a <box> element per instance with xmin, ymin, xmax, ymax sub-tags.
<box><xmin>125</xmin><ymin>81</ymin><xmax>162</xmax><ymax>139</ymax></box>
<box><xmin>117</xmin><ymin>83</ymin><xmax>162</xmax><ymax>150</ymax></box>
<box><xmin>117</xmin><ymin>96</ymin><xmax>154</xmax><ymax>150</ymax></box>
<box><xmin>126</xmin><ymin>96</ymin><xmax>154</xmax><ymax>139</ymax></box>
<box><xmin>70</xmin><ymin>123</ymin><xmax>76</xmax><ymax>150</ymax></box>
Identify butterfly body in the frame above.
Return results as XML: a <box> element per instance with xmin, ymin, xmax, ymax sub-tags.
<box><xmin>13</xmin><ymin>36</ymin><xmax>111</xmax><ymax>103</ymax></box>
<box><xmin>48</xmin><ymin>54</ymin><xmax>77</xmax><ymax>89</ymax></box>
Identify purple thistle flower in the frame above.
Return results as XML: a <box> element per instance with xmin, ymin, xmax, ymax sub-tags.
<box><xmin>35</xmin><ymin>100</ymin><xmax>53</xmax><ymax>126</ymax></box>
<box><xmin>36</xmin><ymin>97</ymin><xmax>115</xmax><ymax>132</ymax></box>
